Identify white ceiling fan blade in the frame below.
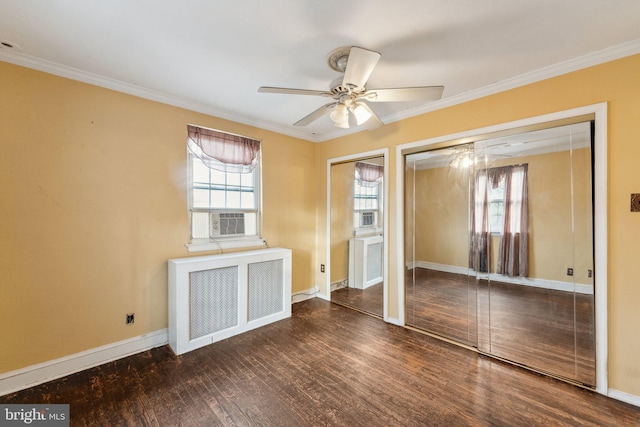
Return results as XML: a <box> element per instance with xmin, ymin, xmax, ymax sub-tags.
<box><xmin>342</xmin><ymin>47</ymin><xmax>381</xmax><ymax>89</ymax></box>
<box><xmin>363</xmin><ymin>86</ymin><xmax>444</xmax><ymax>102</ymax></box>
<box><xmin>294</xmin><ymin>102</ymin><xmax>337</xmax><ymax>126</ymax></box>
<box><xmin>358</xmin><ymin>102</ymin><xmax>383</xmax><ymax>130</ymax></box>
<box><xmin>259</xmin><ymin>86</ymin><xmax>331</xmax><ymax>97</ymax></box>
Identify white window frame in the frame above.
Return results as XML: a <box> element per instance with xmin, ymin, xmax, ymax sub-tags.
<box><xmin>186</xmin><ymin>148</ymin><xmax>264</xmax><ymax>252</ymax></box>
<box><xmin>353</xmin><ymin>177</ymin><xmax>383</xmax><ymax>236</ymax></box>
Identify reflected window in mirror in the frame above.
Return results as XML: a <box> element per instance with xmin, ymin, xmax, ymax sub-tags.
<box><xmin>488</xmin><ymin>178</ymin><xmax>505</xmax><ymax>233</ymax></box>
<box><xmin>354</xmin><ymin>162</ymin><xmax>383</xmax><ymax>235</ymax></box>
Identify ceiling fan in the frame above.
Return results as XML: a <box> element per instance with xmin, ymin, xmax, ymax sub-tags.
<box><xmin>258</xmin><ymin>46</ymin><xmax>444</xmax><ymax>130</ymax></box>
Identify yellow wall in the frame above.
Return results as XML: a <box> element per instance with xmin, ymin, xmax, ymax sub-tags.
<box><xmin>0</xmin><ymin>61</ymin><xmax>316</xmax><ymax>373</ymax></box>
<box><xmin>315</xmin><ymin>54</ymin><xmax>640</xmax><ymax>396</ymax></box>
<box><xmin>412</xmin><ymin>162</ymin><xmax>472</xmax><ymax>268</ymax></box>
<box><xmin>411</xmin><ymin>148</ymin><xmax>593</xmax><ymax>285</ymax></box>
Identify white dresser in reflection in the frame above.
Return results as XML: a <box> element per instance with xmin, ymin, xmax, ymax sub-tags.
<box><xmin>348</xmin><ymin>235</ymin><xmax>383</xmax><ymax>289</ymax></box>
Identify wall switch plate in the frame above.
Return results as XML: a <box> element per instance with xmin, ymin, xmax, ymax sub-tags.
<box><xmin>631</xmin><ymin>193</ymin><xmax>640</xmax><ymax>212</ymax></box>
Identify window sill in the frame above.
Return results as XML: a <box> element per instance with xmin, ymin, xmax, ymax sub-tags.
<box><xmin>186</xmin><ymin>237</ymin><xmax>267</xmax><ymax>253</ymax></box>
<box><xmin>354</xmin><ymin>227</ymin><xmax>383</xmax><ymax>237</ymax></box>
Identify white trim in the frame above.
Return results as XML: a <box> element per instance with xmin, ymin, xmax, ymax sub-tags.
<box><xmin>408</xmin><ymin>261</ymin><xmax>593</xmax><ymax>295</ymax></box>
<box><xmin>186</xmin><ymin>238</ymin><xmax>267</xmax><ymax>252</ymax></box>
<box><xmin>593</xmin><ymin>103</ymin><xmax>608</xmax><ymax>396</ymax></box>
<box><xmin>396</xmin><ymin>103</ymin><xmax>608</xmax><ymax>394</ymax></box>
<box><xmin>1</xmin><ymin>40</ymin><xmax>637</xmax><ymax>143</ymax></box>
<box><xmin>292</xmin><ymin>286</ymin><xmax>319</xmax><ymax>303</ymax></box>
<box><xmin>385</xmin><ymin>317</ymin><xmax>403</xmax><ymax>327</ymax></box>
<box><xmin>326</xmin><ymin>148</ymin><xmax>390</xmax><ymax>322</ymax></box>
<box><xmin>608</xmin><ymin>389</ymin><xmax>640</xmax><ymax>408</ymax></box>
<box><xmin>0</xmin><ymin>329</ymin><xmax>168</xmax><ymax>397</ymax></box>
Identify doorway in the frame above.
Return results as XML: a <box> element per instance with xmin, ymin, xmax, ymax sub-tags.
<box><xmin>327</xmin><ymin>149</ymin><xmax>388</xmax><ymax>319</ymax></box>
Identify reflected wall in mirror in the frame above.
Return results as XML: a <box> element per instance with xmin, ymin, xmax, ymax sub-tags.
<box><xmin>330</xmin><ymin>157</ymin><xmax>384</xmax><ymax>317</ymax></box>
<box><xmin>405</xmin><ymin>145</ymin><xmax>477</xmax><ymax>346</ymax></box>
<box><xmin>405</xmin><ymin>121</ymin><xmax>595</xmax><ymax>386</ymax></box>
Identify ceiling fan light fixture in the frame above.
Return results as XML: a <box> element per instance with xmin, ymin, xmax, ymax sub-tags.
<box><xmin>350</xmin><ymin>102</ymin><xmax>372</xmax><ymax>125</ymax></box>
<box><xmin>329</xmin><ymin>102</ymin><xmax>349</xmax><ymax>128</ymax></box>
<box><xmin>334</xmin><ymin>119</ymin><xmax>350</xmax><ymax>129</ymax></box>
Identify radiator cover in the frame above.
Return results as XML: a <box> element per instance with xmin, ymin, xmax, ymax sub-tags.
<box><xmin>168</xmin><ymin>247</ymin><xmax>292</xmax><ymax>355</ymax></box>
<box><xmin>349</xmin><ymin>235</ymin><xmax>384</xmax><ymax>289</ymax></box>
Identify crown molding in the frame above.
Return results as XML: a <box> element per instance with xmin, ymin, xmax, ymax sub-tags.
<box><xmin>0</xmin><ymin>49</ymin><xmax>317</xmax><ymax>142</ymax></box>
<box><xmin>381</xmin><ymin>38</ymin><xmax>640</xmax><ymax>128</ymax></box>
<box><xmin>2</xmin><ymin>38</ymin><xmax>640</xmax><ymax>144</ymax></box>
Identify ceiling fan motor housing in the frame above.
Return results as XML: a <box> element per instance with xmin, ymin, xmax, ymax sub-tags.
<box><xmin>327</xmin><ymin>46</ymin><xmax>352</xmax><ymax>72</ymax></box>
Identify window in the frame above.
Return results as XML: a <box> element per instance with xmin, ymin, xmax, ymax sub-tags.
<box><xmin>353</xmin><ymin>161</ymin><xmax>383</xmax><ymax>230</ymax></box>
<box><xmin>187</xmin><ymin>125</ymin><xmax>262</xmax><ymax>250</ymax></box>
<box><xmin>488</xmin><ymin>175</ymin><xmax>505</xmax><ymax>233</ymax></box>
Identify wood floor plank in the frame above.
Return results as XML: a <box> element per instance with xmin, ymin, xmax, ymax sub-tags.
<box><xmin>1</xmin><ymin>299</ymin><xmax>638</xmax><ymax>426</ymax></box>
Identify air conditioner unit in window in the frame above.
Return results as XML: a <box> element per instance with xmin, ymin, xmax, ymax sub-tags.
<box><xmin>360</xmin><ymin>211</ymin><xmax>376</xmax><ymax>227</ymax></box>
<box><xmin>211</xmin><ymin>212</ymin><xmax>245</xmax><ymax>238</ymax></box>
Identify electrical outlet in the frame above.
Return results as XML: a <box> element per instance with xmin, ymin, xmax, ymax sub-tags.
<box><xmin>588</xmin><ymin>269</ymin><xmax>593</xmax><ymax>278</ymax></box>
<box><xmin>126</xmin><ymin>313</ymin><xmax>135</xmax><ymax>325</ymax></box>
<box><xmin>631</xmin><ymin>193</ymin><xmax>640</xmax><ymax>212</ymax></box>
<box><xmin>567</xmin><ymin>268</ymin><xmax>574</xmax><ymax>276</ymax></box>
<box><xmin>320</xmin><ymin>264</ymin><xmax>325</xmax><ymax>273</ymax></box>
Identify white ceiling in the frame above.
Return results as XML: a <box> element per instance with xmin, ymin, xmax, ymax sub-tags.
<box><xmin>1</xmin><ymin>1</ymin><xmax>640</xmax><ymax>142</ymax></box>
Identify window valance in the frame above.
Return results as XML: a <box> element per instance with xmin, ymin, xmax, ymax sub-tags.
<box><xmin>355</xmin><ymin>162</ymin><xmax>383</xmax><ymax>187</ymax></box>
<box><xmin>187</xmin><ymin>125</ymin><xmax>260</xmax><ymax>173</ymax></box>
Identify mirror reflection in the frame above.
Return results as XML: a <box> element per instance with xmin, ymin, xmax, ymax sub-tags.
<box><xmin>405</xmin><ymin>121</ymin><xmax>595</xmax><ymax>386</ymax></box>
<box><xmin>331</xmin><ymin>158</ymin><xmax>384</xmax><ymax>317</ymax></box>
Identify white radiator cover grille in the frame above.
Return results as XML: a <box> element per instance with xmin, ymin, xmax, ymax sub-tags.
<box><xmin>248</xmin><ymin>260</ymin><xmax>284</xmax><ymax>321</ymax></box>
<box><xmin>169</xmin><ymin>248</ymin><xmax>292</xmax><ymax>355</ymax></box>
<box><xmin>189</xmin><ymin>266</ymin><xmax>239</xmax><ymax>340</ymax></box>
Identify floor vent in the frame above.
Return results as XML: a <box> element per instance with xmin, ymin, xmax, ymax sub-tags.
<box><xmin>169</xmin><ymin>248</ymin><xmax>292</xmax><ymax>355</ymax></box>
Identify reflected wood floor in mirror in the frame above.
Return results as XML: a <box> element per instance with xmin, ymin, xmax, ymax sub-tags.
<box><xmin>1</xmin><ymin>299</ymin><xmax>637</xmax><ymax>426</ymax></box>
<box><xmin>331</xmin><ymin>282</ymin><xmax>383</xmax><ymax>317</ymax></box>
<box><xmin>406</xmin><ymin>268</ymin><xmax>596</xmax><ymax>386</ymax></box>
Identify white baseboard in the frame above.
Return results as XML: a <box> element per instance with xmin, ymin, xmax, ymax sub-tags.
<box><xmin>408</xmin><ymin>261</ymin><xmax>594</xmax><ymax>295</ymax></box>
<box><xmin>608</xmin><ymin>388</ymin><xmax>640</xmax><ymax>407</ymax></box>
<box><xmin>330</xmin><ymin>279</ymin><xmax>348</xmax><ymax>292</ymax></box>
<box><xmin>292</xmin><ymin>286</ymin><xmax>319</xmax><ymax>303</ymax></box>
<box><xmin>0</xmin><ymin>329</ymin><xmax>168</xmax><ymax>397</ymax></box>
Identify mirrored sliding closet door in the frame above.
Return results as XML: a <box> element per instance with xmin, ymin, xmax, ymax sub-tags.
<box><xmin>405</xmin><ymin>120</ymin><xmax>596</xmax><ymax>386</ymax></box>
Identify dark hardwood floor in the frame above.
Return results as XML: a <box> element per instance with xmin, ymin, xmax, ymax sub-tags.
<box><xmin>330</xmin><ymin>282</ymin><xmax>383</xmax><ymax>317</ymax></box>
<box><xmin>406</xmin><ymin>268</ymin><xmax>596</xmax><ymax>386</ymax></box>
<box><xmin>1</xmin><ymin>299</ymin><xmax>638</xmax><ymax>426</ymax></box>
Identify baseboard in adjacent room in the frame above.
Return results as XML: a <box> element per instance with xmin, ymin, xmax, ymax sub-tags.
<box><xmin>408</xmin><ymin>260</ymin><xmax>594</xmax><ymax>295</ymax></box>
<box><xmin>0</xmin><ymin>329</ymin><xmax>168</xmax><ymax>397</ymax></box>
<box><xmin>330</xmin><ymin>279</ymin><xmax>348</xmax><ymax>292</ymax></box>
<box><xmin>292</xmin><ymin>286</ymin><xmax>319</xmax><ymax>303</ymax></box>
